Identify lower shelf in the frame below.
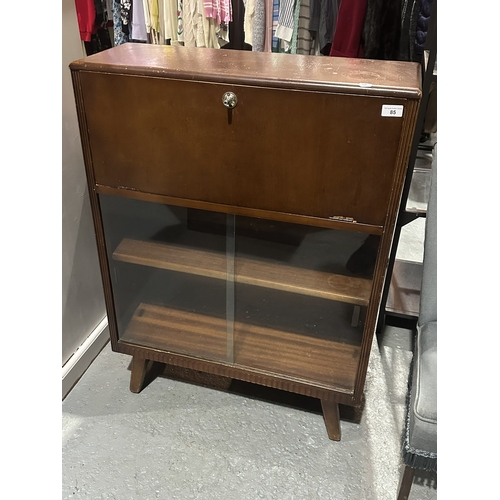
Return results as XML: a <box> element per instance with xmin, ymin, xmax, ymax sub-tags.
<box><xmin>120</xmin><ymin>302</ymin><xmax>360</xmax><ymax>392</ymax></box>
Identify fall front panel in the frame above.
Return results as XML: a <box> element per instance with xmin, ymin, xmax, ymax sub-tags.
<box><xmin>81</xmin><ymin>72</ymin><xmax>405</xmax><ymax>226</ymax></box>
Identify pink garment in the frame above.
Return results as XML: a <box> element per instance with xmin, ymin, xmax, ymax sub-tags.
<box><xmin>203</xmin><ymin>0</ymin><xmax>232</xmax><ymax>23</ymax></box>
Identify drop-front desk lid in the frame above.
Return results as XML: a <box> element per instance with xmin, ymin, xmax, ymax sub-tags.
<box><xmin>70</xmin><ymin>43</ymin><xmax>421</xmax><ymax>99</ymax></box>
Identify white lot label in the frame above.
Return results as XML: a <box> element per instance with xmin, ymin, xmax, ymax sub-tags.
<box><xmin>381</xmin><ymin>105</ymin><xmax>404</xmax><ymax>117</ymax></box>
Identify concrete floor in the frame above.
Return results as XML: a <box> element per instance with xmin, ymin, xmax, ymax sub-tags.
<box><xmin>62</xmin><ymin>155</ymin><xmax>437</xmax><ymax>499</ymax></box>
<box><xmin>62</xmin><ymin>333</ymin><xmax>436</xmax><ymax>500</ymax></box>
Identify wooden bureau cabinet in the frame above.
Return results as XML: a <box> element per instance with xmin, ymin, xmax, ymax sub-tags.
<box><xmin>70</xmin><ymin>44</ymin><xmax>421</xmax><ymax>440</ymax></box>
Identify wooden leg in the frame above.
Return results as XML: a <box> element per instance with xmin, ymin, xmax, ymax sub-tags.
<box><xmin>397</xmin><ymin>465</ymin><xmax>415</xmax><ymax>500</ymax></box>
<box><xmin>321</xmin><ymin>399</ymin><xmax>341</xmax><ymax>441</ymax></box>
<box><xmin>130</xmin><ymin>357</ymin><xmax>148</xmax><ymax>393</ymax></box>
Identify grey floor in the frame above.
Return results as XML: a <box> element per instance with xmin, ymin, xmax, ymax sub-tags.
<box><xmin>62</xmin><ymin>154</ymin><xmax>437</xmax><ymax>499</ymax></box>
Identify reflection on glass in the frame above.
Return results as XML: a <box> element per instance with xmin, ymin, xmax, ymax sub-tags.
<box><xmin>100</xmin><ymin>196</ymin><xmax>229</xmax><ymax>362</ymax></box>
<box><xmin>233</xmin><ymin>217</ymin><xmax>379</xmax><ymax>392</ymax></box>
<box><xmin>98</xmin><ymin>196</ymin><xmax>381</xmax><ymax>393</ymax></box>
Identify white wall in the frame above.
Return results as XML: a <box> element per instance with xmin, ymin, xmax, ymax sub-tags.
<box><xmin>62</xmin><ymin>0</ymin><xmax>107</xmax><ymax>369</ymax></box>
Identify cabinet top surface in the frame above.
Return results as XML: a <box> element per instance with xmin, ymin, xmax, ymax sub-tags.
<box><xmin>70</xmin><ymin>44</ymin><xmax>421</xmax><ymax>99</ymax></box>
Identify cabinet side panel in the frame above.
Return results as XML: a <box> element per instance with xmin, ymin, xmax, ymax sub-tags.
<box><xmin>353</xmin><ymin>98</ymin><xmax>421</xmax><ymax>401</ymax></box>
<box><xmin>70</xmin><ymin>69</ymin><xmax>120</xmax><ymax>348</ymax></box>
<box><xmin>80</xmin><ymin>72</ymin><xmax>406</xmax><ymax>226</ymax></box>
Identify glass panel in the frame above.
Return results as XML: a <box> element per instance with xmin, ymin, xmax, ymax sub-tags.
<box><xmin>99</xmin><ymin>195</ymin><xmax>229</xmax><ymax>362</ymax></box>
<box><xmin>233</xmin><ymin>217</ymin><xmax>379</xmax><ymax>392</ymax></box>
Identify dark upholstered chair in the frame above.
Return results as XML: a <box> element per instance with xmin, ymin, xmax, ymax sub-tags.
<box><xmin>397</xmin><ymin>144</ymin><xmax>437</xmax><ymax>499</ymax></box>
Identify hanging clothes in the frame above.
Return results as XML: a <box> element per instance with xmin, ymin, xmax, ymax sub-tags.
<box><xmin>252</xmin><ymin>0</ymin><xmax>266</xmax><ymax>51</ymax></box>
<box><xmin>309</xmin><ymin>0</ymin><xmax>319</xmax><ymax>35</ymax></box>
<box><xmin>271</xmin><ymin>0</ymin><xmax>280</xmax><ymax>52</ymax></box>
<box><xmin>164</xmin><ymin>0</ymin><xmax>179</xmax><ymax>44</ymax></box>
<box><xmin>119</xmin><ymin>0</ymin><xmax>132</xmax><ymax>37</ymax></box>
<box><xmin>398</xmin><ymin>0</ymin><xmax>421</xmax><ymax>61</ymax></box>
<box><xmin>290</xmin><ymin>0</ymin><xmax>301</xmax><ymax>54</ymax></box>
<box><xmin>244</xmin><ymin>0</ymin><xmax>256</xmax><ymax>46</ymax></box>
<box><xmin>177</xmin><ymin>0</ymin><xmax>185</xmax><ymax>44</ymax></box>
<box><xmin>320</xmin><ymin>0</ymin><xmax>339</xmax><ymax>55</ymax></box>
<box><xmin>264</xmin><ymin>0</ymin><xmax>273</xmax><ymax>51</ymax></box>
<box><xmin>414</xmin><ymin>0</ymin><xmax>433</xmax><ymax>59</ymax></box>
<box><xmin>113</xmin><ymin>0</ymin><xmax>129</xmax><ymax>45</ymax></box>
<box><xmin>329</xmin><ymin>0</ymin><xmax>367</xmax><ymax>58</ymax></box>
<box><xmin>149</xmin><ymin>0</ymin><xmax>160</xmax><ymax>41</ymax></box>
<box><xmin>276</xmin><ymin>0</ymin><xmax>296</xmax><ymax>44</ymax></box>
<box><xmin>142</xmin><ymin>0</ymin><xmax>152</xmax><ymax>40</ymax></box>
<box><xmin>75</xmin><ymin>0</ymin><xmax>96</xmax><ymax>42</ymax></box>
<box><xmin>194</xmin><ymin>0</ymin><xmax>206</xmax><ymax>46</ymax></box>
<box><xmin>104</xmin><ymin>0</ymin><xmax>114</xmax><ymax>22</ymax></box>
<box><xmin>204</xmin><ymin>0</ymin><xmax>232</xmax><ymax>23</ymax></box>
<box><xmin>362</xmin><ymin>0</ymin><xmax>402</xmax><ymax>60</ymax></box>
<box><xmin>183</xmin><ymin>0</ymin><xmax>198</xmax><ymax>46</ymax></box>
<box><xmin>83</xmin><ymin>1</ymin><xmax>113</xmax><ymax>54</ymax></box>
<box><xmin>195</xmin><ymin>0</ymin><xmax>219</xmax><ymax>46</ymax></box>
<box><xmin>156</xmin><ymin>0</ymin><xmax>166</xmax><ymax>43</ymax></box>
<box><xmin>131</xmin><ymin>0</ymin><xmax>148</xmax><ymax>40</ymax></box>
<box><xmin>296</xmin><ymin>0</ymin><xmax>314</xmax><ymax>55</ymax></box>
<box><xmin>308</xmin><ymin>0</ymin><xmax>339</xmax><ymax>55</ymax></box>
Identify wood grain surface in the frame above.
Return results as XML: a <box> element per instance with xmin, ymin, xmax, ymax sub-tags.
<box><xmin>113</xmin><ymin>238</ymin><xmax>372</xmax><ymax>305</ymax></box>
<box><xmin>121</xmin><ymin>303</ymin><xmax>360</xmax><ymax>391</ymax></box>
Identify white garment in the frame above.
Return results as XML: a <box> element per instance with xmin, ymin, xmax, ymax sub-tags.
<box><xmin>276</xmin><ymin>0</ymin><xmax>296</xmax><ymax>42</ymax></box>
<box><xmin>157</xmin><ymin>0</ymin><xmax>166</xmax><ymax>43</ymax></box>
<box><xmin>194</xmin><ymin>0</ymin><xmax>218</xmax><ymax>47</ymax></box>
<box><xmin>177</xmin><ymin>0</ymin><xmax>184</xmax><ymax>43</ymax></box>
<box><xmin>244</xmin><ymin>0</ymin><xmax>256</xmax><ymax>45</ymax></box>
<box><xmin>142</xmin><ymin>0</ymin><xmax>151</xmax><ymax>34</ymax></box>
<box><xmin>131</xmin><ymin>0</ymin><xmax>148</xmax><ymax>40</ymax></box>
<box><xmin>183</xmin><ymin>0</ymin><xmax>197</xmax><ymax>46</ymax></box>
<box><xmin>163</xmin><ymin>0</ymin><xmax>178</xmax><ymax>42</ymax></box>
<box><xmin>105</xmin><ymin>0</ymin><xmax>114</xmax><ymax>22</ymax></box>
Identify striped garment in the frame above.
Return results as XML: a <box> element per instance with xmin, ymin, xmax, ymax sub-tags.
<box><xmin>296</xmin><ymin>0</ymin><xmax>314</xmax><ymax>54</ymax></box>
<box><xmin>276</xmin><ymin>0</ymin><xmax>296</xmax><ymax>42</ymax></box>
<box><xmin>203</xmin><ymin>0</ymin><xmax>232</xmax><ymax>23</ymax></box>
<box><xmin>271</xmin><ymin>0</ymin><xmax>280</xmax><ymax>52</ymax></box>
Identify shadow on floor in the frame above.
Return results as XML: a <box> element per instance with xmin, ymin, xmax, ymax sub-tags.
<box><xmin>127</xmin><ymin>359</ymin><xmax>365</xmax><ymax>425</ymax></box>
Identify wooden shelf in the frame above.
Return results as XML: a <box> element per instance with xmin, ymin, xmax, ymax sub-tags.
<box><xmin>113</xmin><ymin>238</ymin><xmax>372</xmax><ymax>306</ymax></box>
<box><xmin>120</xmin><ymin>303</ymin><xmax>228</xmax><ymax>361</ymax></box>
<box><xmin>120</xmin><ymin>303</ymin><xmax>360</xmax><ymax>391</ymax></box>
<box><xmin>234</xmin><ymin>318</ymin><xmax>359</xmax><ymax>391</ymax></box>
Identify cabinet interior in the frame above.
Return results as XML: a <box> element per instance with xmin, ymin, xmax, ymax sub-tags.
<box><xmin>100</xmin><ymin>195</ymin><xmax>379</xmax><ymax>393</ymax></box>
